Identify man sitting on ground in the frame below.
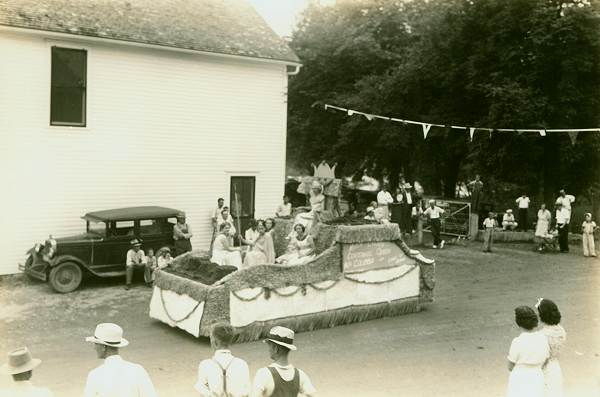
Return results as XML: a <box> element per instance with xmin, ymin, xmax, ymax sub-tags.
<box><xmin>252</xmin><ymin>326</ymin><xmax>316</xmax><ymax>397</ymax></box>
<box><xmin>502</xmin><ymin>209</ymin><xmax>518</xmax><ymax>231</ymax></box>
<box><xmin>0</xmin><ymin>347</ymin><xmax>54</xmax><ymax>397</ymax></box>
<box><xmin>195</xmin><ymin>323</ymin><xmax>251</xmax><ymax>397</ymax></box>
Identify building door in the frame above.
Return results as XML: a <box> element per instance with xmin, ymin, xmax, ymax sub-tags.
<box><xmin>230</xmin><ymin>176</ymin><xmax>255</xmax><ymax>240</ymax></box>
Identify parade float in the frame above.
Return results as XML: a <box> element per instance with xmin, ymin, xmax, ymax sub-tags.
<box><xmin>149</xmin><ymin>220</ymin><xmax>435</xmax><ymax>342</ymax></box>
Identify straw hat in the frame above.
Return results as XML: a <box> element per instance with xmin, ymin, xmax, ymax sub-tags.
<box><xmin>1</xmin><ymin>347</ymin><xmax>41</xmax><ymax>375</ymax></box>
<box><xmin>130</xmin><ymin>238</ymin><xmax>142</xmax><ymax>247</ymax></box>
<box><xmin>264</xmin><ymin>326</ymin><xmax>297</xmax><ymax>351</ymax></box>
<box><xmin>85</xmin><ymin>323</ymin><xmax>129</xmax><ymax>348</ymax></box>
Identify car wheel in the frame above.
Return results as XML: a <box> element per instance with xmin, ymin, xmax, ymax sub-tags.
<box><xmin>49</xmin><ymin>262</ymin><xmax>83</xmax><ymax>293</ymax></box>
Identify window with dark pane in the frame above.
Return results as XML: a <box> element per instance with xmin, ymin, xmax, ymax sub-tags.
<box><xmin>50</xmin><ymin>47</ymin><xmax>87</xmax><ymax>126</ymax></box>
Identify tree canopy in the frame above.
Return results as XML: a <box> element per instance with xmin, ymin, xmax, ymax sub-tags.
<box><xmin>287</xmin><ymin>0</ymin><xmax>600</xmax><ymax>206</ymax></box>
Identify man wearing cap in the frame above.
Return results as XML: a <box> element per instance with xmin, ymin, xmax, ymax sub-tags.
<box><xmin>501</xmin><ymin>209</ymin><xmax>518</xmax><ymax>231</ymax></box>
<box><xmin>125</xmin><ymin>238</ymin><xmax>147</xmax><ymax>290</ymax></box>
<box><xmin>174</xmin><ymin>213</ymin><xmax>193</xmax><ymax>256</ymax></box>
<box><xmin>195</xmin><ymin>323</ymin><xmax>250</xmax><ymax>397</ymax></box>
<box><xmin>84</xmin><ymin>323</ymin><xmax>158</xmax><ymax>397</ymax></box>
<box><xmin>0</xmin><ymin>347</ymin><xmax>53</xmax><ymax>397</ymax></box>
<box><xmin>251</xmin><ymin>326</ymin><xmax>316</xmax><ymax>397</ymax></box>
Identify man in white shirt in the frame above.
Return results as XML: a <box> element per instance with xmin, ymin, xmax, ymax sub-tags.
<box><xmin>125</xmin><ymin>239</ymin><xmax>146</xmax><ymax>290</ymax></box>
<box><xmin>515</xmin><ymin>194</ymin><xmax>530</xmax><ymax>231</ymax></box>
<box><xmin>377</xmin><ymin>183</ymin><xmax>394</xmax><ymax>221</ymax></box>
<box><xmin>555</xmin><ymin>189</ymin><xmax>575</xmax><ymax>223</ymax></box>
<box><xmin>276</xmin><ymin>196</ymin><xmax>292</xmax><ymax>218</ymax></box>
<box><xmin>212</xmin><ymin>198</ymin><xmax>226</xmax><ymax>226</ymax></box>
<box><xmin>195</xmin><ymin>323</ymin><xmax>250</xmax><ymax>397</ymax></box>
<box><xmin>84</xmin><ymin>323</ymin><xmax>158</xmax><ymax>397</ymax></box>
<box><xmin>423</xmin><ymin>200</ymin><xmax>445</xmax><ymax>249</ymax></box>
<box><xmin>502</xmin><ymin>209</ymin><xmax>518</xmax><ymax>231</ymax></box>
<box><xmin>252</xmin><ymin>327</ymin><xmax>316</xmax><ymax>397</ymax></box>
<box><xmin>555</xmin><ymin>203</ymin><xmax>570</xmax><ymax>253</ymax></box>
<box><xmin>0</xmin><ymin>347</ymin><xmax>54</xmax><ymax>397</ymax></box>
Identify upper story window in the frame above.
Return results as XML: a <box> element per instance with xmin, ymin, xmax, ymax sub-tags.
<box><xmin>50</xmin><ymin>46</ymin><xmax>87</xmax><ymax>127</ymax></box>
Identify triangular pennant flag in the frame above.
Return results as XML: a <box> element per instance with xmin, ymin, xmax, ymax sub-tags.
<box><xmin>469</xmin><ymin>127</ymin><xmax>476</xmax><ymax>142</ymax></box>
<box><xmin>422</xmin><ymin>123</ymin><xmax>432</xmax><ymax>139</ymax></box>
<box><xmin>364</xmin><ymin>114</ymin><xmax>374</xmax><ymax>121</ymax></box>
<box><xmin>567</xmin><ymin>130</ymin><xmax>579</xmax><ymax>146</ymax></box>
<box><xmin>539</xmin><ymin>129</ymin><xmax>547</xmax><ymax>137</ymax></box>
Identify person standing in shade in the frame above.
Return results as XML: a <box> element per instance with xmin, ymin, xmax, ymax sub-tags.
<box><xmin>482</xmin><ymin>212</ymin><xmax>497</xmax><ymax>253</ymax></box>
<box><xmin>173</xmin><ymin>213</ymin><xmax>193</xmax><ymax>256</ymax></box>
<box><xmin>195</xmin><ymin>323</ymin><xmax>250</xmax><ymax>397</ymax></box>
<box><xmin>84</xmin><ymin>323</ymin><xmax>158</xmax><ymax>397</ymax></box>
<box><xmin>581</xmin><ymin>212</ymin><xmax>597</xmax><ymax>257</ymax></box>
<box><xmin>376</xmin><ymin>183</ymin><xmax>394</xmax><ymax>221</ymax></box>
<box><xmin>276</xmin><ymin>196</ymin><xmax>292</xmax><ymax>218</ymax></box>
<box><xmin>555</xmin><ymin>190</ymin><xmax>575</xmax><ymax>223</ymax></box>
<box><xmin>555</xmin><ymin>203</ymin><xmax>570</xmax><ymax>253</ymax></box>
<box><xmin>506</xmin><ymin>306</ymin><xmax>549</xmax><ymax>397</ymax></box>
<box><xmin>467</xmin><ymin>174</ymin><xmax>484</xmax><ymax>213</ymax></box>
<box><xmin>396</xmin><ymin>183</ymin><xmax>415</xmax><ymax>235</ymax></box>
<box><xmin>125</xmin><ymin>238</ymin><xmax>146</xmax><ymax>290</ymax></box>
<box><xmin>252</xmin><ymin>326</ymin><xmax>316</xmax><ymax>397</ymax></box>
<box><xmin>515</xmin><ymin>194</ymin><xmax>530</xmax><ymax>231</ymax></box>
<box><xmin>423</xmin><ymin>200</ymin><xmax>445</xmax><ymax>249</ymax></box>
<box><xmin>0</xmin><ymin>347</ymin><xmax>54</xmax><ymax>397</ymax></box>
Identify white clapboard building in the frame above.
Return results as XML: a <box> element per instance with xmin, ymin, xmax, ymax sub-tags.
<box><xmin>0</xmin><ymin>0</ymin><xmax>300</xmax><ymax>275</ymax></box>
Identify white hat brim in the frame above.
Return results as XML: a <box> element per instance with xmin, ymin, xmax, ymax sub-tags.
<box><xmin>265</xmin><ymin>338</ymin><xmax>297</xmax><ymax>351</ymax></box>
<box><xmin>1</xmin><ymin>358</ymin><xmax>41</xmax><ymax>375</ymax></box>
<box><xmin>85</xmin><ymin>336</ymin><xmax>129</xmax><ymax>348</ymax></box>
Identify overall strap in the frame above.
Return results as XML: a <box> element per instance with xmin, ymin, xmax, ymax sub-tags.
<box><xmin>212</xmin><ymin>358</ymin><xmax>234</xmax><ymax>397</ymax></box>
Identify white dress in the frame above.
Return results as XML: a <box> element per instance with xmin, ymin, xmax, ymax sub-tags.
<box><xmin>277</xmin><ymin>235</ymin><xmax>315</xmax><ymax>266</ymax></box>
<box><xmin>535</xmin><ymin>209</ymin><xmax>552</xmax><ymax>237</ymax></box>
<box><xmin>210</xmin><ymin>234</ymin><xmax>242</xmax><ymax>268</ymax></box>
<box><xmin>507</xmin><ymin>331</ymin><xmax>550</xmax><ymax>397</ymax></box>
<box><xmin>542</xmin><ymin>325</ymin><xmax>566</xmax><ymax>397</ymax></box>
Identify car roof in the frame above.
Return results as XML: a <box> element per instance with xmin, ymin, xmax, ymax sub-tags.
<box><xmin>82</xmin><ymin>206</ymin><xmax>182</xmax><ymax>222</ymax></box>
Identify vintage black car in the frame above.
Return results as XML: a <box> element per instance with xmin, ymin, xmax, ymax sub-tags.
<box><xmin>20</xmin><ymin>206</ymin><xmax>182</xmax><ymax>293</ymax></box>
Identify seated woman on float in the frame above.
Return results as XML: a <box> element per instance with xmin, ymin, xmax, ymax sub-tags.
<box><xmin>241</xmin><ymin>219</ymin><xmax>275</xmax><ymax>268</ymax></box>
<box><xmin>276</xmin><ymin>223</ymin><xmax>316</xmax><ymax>266</ymax></box>
<box><xmin>293</xmin><ymin>181</ymin><xmax>325</xmax><ymax>234</ymax></box>
<box><xmin>211</xmin><ymin>223</ymin><xmax>242</xmax><ymax>268</ymax></box>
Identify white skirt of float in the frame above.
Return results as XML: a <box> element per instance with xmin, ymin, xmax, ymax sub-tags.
<box><xmin>229</xmin><ymin>264</ymin><xmax>420</xmax><ymax>327</ymax></box>
<box><xmin>149</xmin><ymin>286</ymin><xmax>205</xmax><ymax>337</ymax></box>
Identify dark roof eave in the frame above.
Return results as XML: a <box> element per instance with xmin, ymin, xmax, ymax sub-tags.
<box><xmin>0</xmin><ymin>23</ymin><xmax>302</xmax><ymax>65</ymax></box>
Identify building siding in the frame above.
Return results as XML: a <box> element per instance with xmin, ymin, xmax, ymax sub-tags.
<box><xmin>0</xmin><ymin>31</ymin><xmax>288</xmax><ymax>275</ymax></box>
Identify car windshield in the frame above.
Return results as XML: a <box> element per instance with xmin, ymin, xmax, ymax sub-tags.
<box><xmin>88</xmin><ymin>221</ymin><xmax>106</xmax><ymax>236</ymax></box>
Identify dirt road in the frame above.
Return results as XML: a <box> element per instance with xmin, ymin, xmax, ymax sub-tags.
<box><xmin>0</xmin><ymin>242</ymin><xmax>598</xmax><ymax>396</ymax></box>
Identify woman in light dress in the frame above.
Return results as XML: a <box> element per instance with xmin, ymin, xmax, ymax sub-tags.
<box><xmin>537</xmin><ymin>299</ymin><xmax>566</xmax><ymax>397</ymax></box>
<box><xmin>293</xmin><ymin>182</ymin><xmax>325</xmax><ymax>235</ymax></box>
<box><xmin>210</xmin><ymin>223</ymin><xmax>242</xmax><ymax>268</ymax></box>
<box><xmin>536</xmin><ymin>204</ymin><xmax>552</xmax><ymax>237</ymax></box>
<box><xmin>506</xmin><ymin>306</ymin><xmax>550</xmax><ymax>397</ymax></box>
<box><xmin>276</xmin><ymin>224</ymin><xmax>316</xmax><ymax>266</ymax></box>
<box><xmin>242</xmin><ymin>220</ymin><xmax>275</xmax><ymax>268</ymax></box>
<box><xmin>216</xmin><ymin>207</ymin><xmax>236</xmax><ymax>244</ymax></box>
<box><xmin>265</xmin><ymin>218</ymin><xmax>276</xmax><ymax>235</ymax></box>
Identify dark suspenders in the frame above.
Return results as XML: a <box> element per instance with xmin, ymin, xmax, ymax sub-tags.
<box><xmin>212</xmin><ymin>358</ymin><xmax>234</xmax><ymax>397</ymax></box>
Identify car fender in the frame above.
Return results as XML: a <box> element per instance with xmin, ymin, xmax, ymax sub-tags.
<box><xmin>52</xmin><ymin>255</ymin><xmax>87</xmax><ymax>269</ymax></box>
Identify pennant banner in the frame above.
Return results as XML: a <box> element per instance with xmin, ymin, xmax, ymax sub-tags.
<box><xmin>323</xmin><ymin>104</ymin><xmax>600</xmax><ymax>142</ymax></box>
<box><xmin>422</xmin><ymin>123</ymin><xmax>432</xmax><ymax>139</ymax></box>
<box><xmin>567</xmin><ymin>130</ymin><xmax>579</xmax><ymax>146</ymax></box>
